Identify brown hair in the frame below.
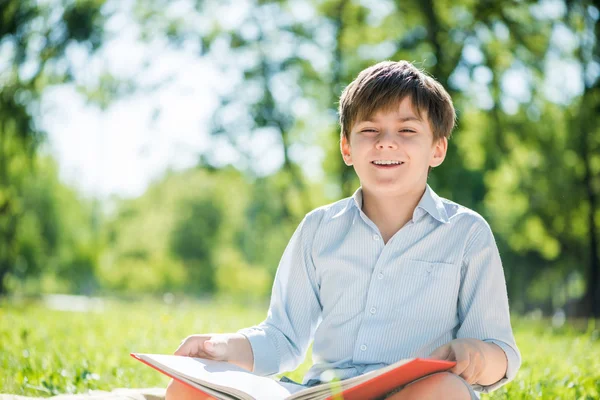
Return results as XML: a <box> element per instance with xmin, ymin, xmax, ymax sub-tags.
<box><xmin>338</xmin><ymin>60</ymin><xmax>456</xmax><ymax>142</ymax></box>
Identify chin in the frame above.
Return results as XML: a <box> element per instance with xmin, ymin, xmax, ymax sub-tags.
<box><xmin>364</xmin><ymin>179</ymin><xmax>424</xmax><ymax>197</ymax></box>
<box><xmin>366</xmin><ymin>182</ymin><xmax>408</xmax><ymax>196</ymax></box>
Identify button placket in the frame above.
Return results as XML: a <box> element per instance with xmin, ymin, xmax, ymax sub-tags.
<box><xmin>353</xmin><ymin>229</ymin><xmax>389</xmax><ymax>362</ymax></box>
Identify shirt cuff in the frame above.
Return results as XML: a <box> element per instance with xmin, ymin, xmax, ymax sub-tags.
<box><xmin>472</xmin><ymin>339</ymin><xmax>521</xmax><ymax>393</ymax></box>
<box><xmin>237</xmin><ymin>326</ymin><xmax>280</xmax><ymax>376</ymax></box>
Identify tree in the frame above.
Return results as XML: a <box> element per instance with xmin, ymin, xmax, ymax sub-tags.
<box><xmin>130</xmin><ymin>0</ymin><xmax>599</xmax><ymax>315</ymax></box>
<box><xmin>170</xmin><ymin>197</ymin><xmax>221</xmax><ymax>293</ymax></box>
<box><xmin>3</xmin><ymin>156</ymin><xmax>101</xmax><ymax>295</ymax></box>
<box><xmin>0</xmin><ymin>0</ymin><xmax>108</xmax><ymax>294</ymax></box>
<box><xmin>566</xmin><ymin>0</ymin><xmax>600</xmax><ymax>316</ymax></box>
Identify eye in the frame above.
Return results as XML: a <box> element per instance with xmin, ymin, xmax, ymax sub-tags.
<box><xmin>399</xmin><ymin>129</ymin><xmax>416</xmax><ymax>134</ymax></box>
<box><xmin>361</xmin><ymin>129</ymin><xmax>378</xmax><ymax>134</ymax></box>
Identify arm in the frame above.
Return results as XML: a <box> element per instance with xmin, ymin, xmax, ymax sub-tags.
<box><xmin>431</xmin><ymin>219</ymin><xmax>521</xmax><ymax>392</ymax></box>
<box><xmin>174</xmin><ymin>213</ymin><xmax>322</xmax><ymax>375</ymax></box>
<box><xmin>237</xmin><ymin>213</ymin><xmax>323</xmax><ymax>376</ymax></box>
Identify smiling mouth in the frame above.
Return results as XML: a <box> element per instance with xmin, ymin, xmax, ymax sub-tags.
<box><xmin>371</xmin><ymin>161</ymin><xmax>404</xmax><ymax>168</ymax></box>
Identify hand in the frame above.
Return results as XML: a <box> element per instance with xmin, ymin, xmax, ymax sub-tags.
<box><xmin>175</xmin><ymin>333</ymin><xmax>254</xmax><ymax>372</ymax></box>
<box><xmin>175</xmin><ymin>333</ymin><xmax>231</xmax><ymax>361</ymax></box>
<box><xmin>429</xmin><ymin>338</ymin><xmax>487</xmax><ymax>385</ymax></box>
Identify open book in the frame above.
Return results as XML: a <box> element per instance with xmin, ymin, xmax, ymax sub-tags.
<box><xmin>131</xmin><ymin>353</ymin><xmax>456</xmax><ymax>400</ymax></box>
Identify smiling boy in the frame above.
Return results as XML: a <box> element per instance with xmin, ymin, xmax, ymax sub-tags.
<box><xmin>166</xmin><ymin>60</ymin><xmax>521</xmax><ymax>399</ymax></box>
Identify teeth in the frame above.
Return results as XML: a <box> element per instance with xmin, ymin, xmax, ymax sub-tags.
<box><xmin>373</xmin><ymin>160</ymin><xmax>402</xmax><ymax>165</ymax></box>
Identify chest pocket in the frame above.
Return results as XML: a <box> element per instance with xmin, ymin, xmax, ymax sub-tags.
<box><xmin>390</xmin><ymin>259</ymin><xmax>460</xmax><ymax>322</ymax></box>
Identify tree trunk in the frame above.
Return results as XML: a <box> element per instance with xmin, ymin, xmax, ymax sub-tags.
<box><xmin>581</xmin><ymin>127</ymin><xmax>600</xmax><ymax>317</ymax></box>
<box><xmin>0</xmin><ymin>122</ymin><xmax>10</xmax><ymax>296</ymax></box>
<box><xmin>0</xmin><ymin>261</ymin><xmax>9</xmax><ymax>296</ymax></box>
<box><xmin>577</xmin><ymin>3</ymin><xmax>600</xmax><ymax>316</ymax></box>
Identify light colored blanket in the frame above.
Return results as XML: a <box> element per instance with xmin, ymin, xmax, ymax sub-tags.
<box><xmin>0</xmin><ymin>388</ymin><xmax>165</xmax><ymax>400</ymax></box>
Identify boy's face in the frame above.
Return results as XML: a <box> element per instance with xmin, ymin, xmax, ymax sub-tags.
<box><xmin>340</xmin><ymin>97</ymin><xmax>447</xmax><ymax>198</ymax></box>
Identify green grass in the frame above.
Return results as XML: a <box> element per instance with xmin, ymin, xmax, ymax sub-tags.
<box><xmin>1</xmin><ymin>297</ymin><xmax>599</xmax><ymax>399</ymax></box>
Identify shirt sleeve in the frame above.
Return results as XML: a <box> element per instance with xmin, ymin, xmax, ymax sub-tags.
<box><xmin>237</xmin><ymin>212</ymin><xmax>323</xmax><ymax>376</ymax></box>
<box><xmin>456</xmin><ymin>218</ymin><xmax>522</xmax><ymax>394</ymax></box>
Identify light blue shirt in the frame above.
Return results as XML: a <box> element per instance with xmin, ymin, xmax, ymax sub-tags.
<box><xmin>239</xmin><ymin>185</ymin><xmax>521</xmax><ymax>395</ymax></box>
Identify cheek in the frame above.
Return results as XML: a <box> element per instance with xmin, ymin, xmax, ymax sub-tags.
<box><xmin>352</xmin><ymin>135</ymin><xmax>376</xmax><ymax>149</ymax></box>
<box><xmin>403</xmin><ymin>140</ymin><xmax>430</xmax><ymax>157</ymax></box>
<box><xmin>409</xmin><ymin>136</ymin><xmax>435</xmax><ymax>152</ymax></box>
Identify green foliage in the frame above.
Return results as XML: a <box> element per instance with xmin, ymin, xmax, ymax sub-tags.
<box><xmin>2</xmin><ymin>0</ymin><xmax>599</xmax><ymax>318</ymax></box>
<box><xmin>171</xmin><ymin>197</ymin><xmax>223</xmax><ymax>293</ymax></box>
<box><xmin>1</xmin><ymin>299</ymin><xmax>600</xmax><ymax>398</ymax></box>
<box><xmin>215</xmin><ymin>247</ymin><xmax>272</xmax><ymax>301</ymax></box>
<box><xmin>3</xmin><ymin>156</ymin><xmax>100</xmax><ymax>296</ymax></box>
<box><xmin>100</xmin><ymin>167</ymin><xmax>290</xmax><ymax>297</ymax></box>
<box><xmin>0</xmin><ymin>0</ymin><xmax>108</xmax><ymax>295</ymax></box>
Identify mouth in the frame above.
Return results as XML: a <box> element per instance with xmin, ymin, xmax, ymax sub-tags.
<box><xmin>371</xmin><ymin>160</ymin><xmax>404</xmax><ymax>169</ymax></box>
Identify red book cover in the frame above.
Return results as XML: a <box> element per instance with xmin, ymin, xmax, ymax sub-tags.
<box><xmin>131</xmin><ymin>353</ymin><xmax>455</xmax><ymax>400</ymax></box>
<box><xmin>334</xmin><ymin>358</ymin><xmax>456</xmax><ymax>400</ymax></box>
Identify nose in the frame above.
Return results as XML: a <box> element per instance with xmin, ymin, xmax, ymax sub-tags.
<box><xmin>375</xmin><ymin>130</ymin><xmax>398</xmax><ymax>149</ymax></box>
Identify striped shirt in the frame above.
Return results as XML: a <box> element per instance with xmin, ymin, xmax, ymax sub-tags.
<box><xmin>239</xmin><ymin>185</ymin><xmax>521</xmax><ymax>395</ymax></box>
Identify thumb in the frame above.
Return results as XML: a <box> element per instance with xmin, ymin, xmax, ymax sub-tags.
<box><xmin>204</xmin><ymin>339</ymin><xmax>228</xmax><ymax>360</ymax></box>
<box><xmin>429</xmin><ymin>344</ymin><xmax>452</xmax><ymax>361</ymax></box>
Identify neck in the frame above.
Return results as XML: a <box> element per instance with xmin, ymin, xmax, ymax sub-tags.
<box><xmin>361</xmin><ymin>186</ymin><xmax>426</xmax><ymax>242</ymax></box>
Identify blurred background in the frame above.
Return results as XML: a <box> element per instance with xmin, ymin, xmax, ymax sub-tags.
<box><xmin>1</xmin><ymin>0</ymin><xmax>599</xmax><ymax>319</ymax></box>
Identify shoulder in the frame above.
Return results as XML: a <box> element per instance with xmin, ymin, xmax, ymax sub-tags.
<box><xmin>301</xmin><ymin>197</ymin><xmax>354</xmax><ymax>231</ymax></box>
<box><xmin>438</xmin><ymin>196</ymin><xmax>494</xmax><ymax>238</ymax></box>
<box><xmin>435</xmin><ymin>197</ymin><xmax>498</xmax><ymax>260</ymax></box>
<box><xmin>305</xmin><ymin>196</ymin><xmax>354</xmax><ymax>220</ymax></box>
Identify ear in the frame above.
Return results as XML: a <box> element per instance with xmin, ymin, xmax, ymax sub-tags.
<box><xmin>340</xmin><ymin>134</ymin><xmax>353</xmax><ymax>166</ymax></box>
<box><xmin>429</xmin><ymin>137</ymin><xmax>448</xmax><ymax>168</ymax></box>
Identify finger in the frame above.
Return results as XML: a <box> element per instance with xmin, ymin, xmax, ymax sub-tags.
<box><xmin>174</xmin><ymin>335</ymin><xmax>211</xmax><ymax>357</ymax></box>
<box><xmin>452</xmin><ymin>361</ymin><xmax>469</xmax><ymax>376</ymax></box>
<box><xmin>465</xmin><ymin>352</ymin><xmax>485</xmax><ymax>385</ymax></box>
<box><xmin>203</xmin><ymin>337</ymin><xmax>228</xmax><ymax>361</ymax></box>
<box><xmin>449</xmin><ymin>342</ymin><xmax>473</xmax><ymax>374</ymax></box>
<box><xmin>459</xmin><ymin>354</ymin><xmax>477</xmax><ymax>384</ymax></box>
<box><xmin>467</xmin><ymin>368</ymin><xmax>482</xmax><ymax>386</ymax></box>
<box><xmin>429</xmin><ymin>345</ymin><xmax>452</xmax><ymax>360</ymax></box>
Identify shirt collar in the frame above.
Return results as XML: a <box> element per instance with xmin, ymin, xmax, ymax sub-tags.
<box><xmin>414</xmin><ymin>184</ymin><xmax>449</xmax><ymax>223</ymax></box>
<box><xmin>351</xmin><ymin>187</ymin><xmax>364</xmax><ymax>210</ymax></box>
<box><xmin>349</xmin><ymin>185</ymin><xmax>449</xmax><ymax>224</ymax></box>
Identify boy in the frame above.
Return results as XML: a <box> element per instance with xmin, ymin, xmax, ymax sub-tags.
<box><xmin>166</xmin><ymin>60</ymin><xmax>521</xmax><ymax>399</ymax></box>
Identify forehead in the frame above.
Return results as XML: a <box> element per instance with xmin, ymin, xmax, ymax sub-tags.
<box><xmin>354</xmin><ymin>97</ymin><xmax>425</xmax><ymax>124</ymax></box>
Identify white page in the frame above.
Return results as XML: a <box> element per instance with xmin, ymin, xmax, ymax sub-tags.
<box><xmin>136</xmin><ymin>354</ymin><xmax>294</xmax><ymax>400</ymax></box>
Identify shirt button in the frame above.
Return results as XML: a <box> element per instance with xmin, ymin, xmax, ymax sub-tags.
<box><xmin>373</xmin><ymin>234</ymin><xmax>380</xmax><ymax>241</ymax></box>
<box><xmin>360</xmin><ymin>344</ymin><xmax>367</xmax><ymax>351</ymax></box>
<box><xmin>370</xmin><ymin>307</ymin><xmax>376</xmax><ymax>314</ymax></box>
<box><xmin>377</xmin><ymin>273</ymin><xmax>384</xmax><ymax>279</ymax></box>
